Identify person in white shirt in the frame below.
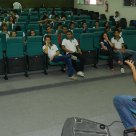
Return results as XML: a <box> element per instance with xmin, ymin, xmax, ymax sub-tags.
<box><xmin>13</xmin><ymin>2</ymin><xmax>22</xmax><ymax>11</ymax></box>
<box><xmin>43</xmin><ymin>35</ymin><xmax>77</xmax><ymax>80</ymax></box>
<box><xmin>62</xmin><ymin>30</ymin><xmax>85</xmax><ymax>77</ymax></box>
<box><xmin>111</xmin><ymin>29</ymin><xmax>136</xmax><ymax>73</ymax></box>
<box><xmin>114</xmin><ymin>11</ymin><xmax>120</xmax><ymax>25</ymax></box>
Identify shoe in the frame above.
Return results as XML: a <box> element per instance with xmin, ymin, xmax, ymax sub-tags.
<box><xmin>120</xmin><ymin>68</ymin><xmax>125</xmax><ymax>74</ymax></box>
<box><xmin>69</xmin><ymin>75</ymin><xmax>77</xmax><ymax>80</ymax></box>
<box><xmin>71</xmin><ymin>55</ymin><xmax>78</xmax><ymax>60</ymax></box>
<box><xmin>77</xmin><ymin>71</ymin><xmax>85</xmax><ymax>77</ymax></box>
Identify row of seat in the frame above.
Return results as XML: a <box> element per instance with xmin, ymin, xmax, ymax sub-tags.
<box><xmin>0</xmin><ymin>29</ymin><xmax>136</xmax><ymax>79</ymax></box>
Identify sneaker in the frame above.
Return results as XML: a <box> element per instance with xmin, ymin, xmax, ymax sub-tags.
<box><xmin>71</xmin><ymin>55</ymin><xmax>78</xmax><ymax>60</ymax></box>
<box><xmin>120</xmin><ymin>68</ymin><xmax>125</xmax><ymax>74</ymax></box>
<box><xmin>69</xmin><ymin>75</ymin><xmax>77</xmax><ymax>80</ymax></box>
<box><xmin>77</xmin><ymin>71</ymin><xmax>85</xmax><ymax>77</ymax></box>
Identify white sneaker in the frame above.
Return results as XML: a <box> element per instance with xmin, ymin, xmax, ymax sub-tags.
<box><xmin>69</xmin><ymin>75</ymin><xmax>77</xmax><ymax>80</ymax></box>
<box><xmin>77</xmin><ymin>71</ymin><xmax>85</xmax><ymax>77</ymax></box>
<box><xmin>71</xmin><ymin>55</ymin><xmax>78</xmax><ymax>60</ymax></box>
<box><xmin>120</xmin><ymin>68</ymin><xmax>125</xmax><ymax>74</ymax></box>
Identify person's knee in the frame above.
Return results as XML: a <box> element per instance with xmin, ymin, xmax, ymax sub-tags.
<box><xmin>113</xmin><ymin>95</ymin><xmax>126</xmax><ymax>106</ymax></box>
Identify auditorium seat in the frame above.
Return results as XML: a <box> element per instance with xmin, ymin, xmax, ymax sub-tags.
<box><xmin>26</xmin><ymin>36</ymin><xmax>47</xmax><ymax>76</ymax></box>
<box><xmin>5</xmin><ymin>37</ymin><xmax>27</xmax><ymax>79</ymax></box>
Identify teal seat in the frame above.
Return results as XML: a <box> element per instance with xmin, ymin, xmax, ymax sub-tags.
<box><xmin>13</xmin><ymin>23</ymin><xmax>26</xmax><ymax>32</ymax></box>
<box><xmin>95</xmin><ymin>27</ymin><xmax>105</xmax><ymax>32</ymax></box>
<box><xmin>0</xmin><ymin>38</ymin><xmax>5</xmax><ymax>75</ymax></box>
<box><xmin>5</xmin><ymin>37</ymin><xmax>27</xmax><ymax>79</ymax></box>
<box><xmin>18</xmin><ymin>16</ymin><xmax>28</xmax><ymax>22</ymax></box>
<box><xmin>80</xmin><ymin>33</ymin><xmax>98</xmax><ymax>66</ymax></box>
<box><xmin>123</xmin><ymin>34</ymin><xmax>136</xmax><ymax>51</ymax></box>
<box><xmin>29</xmin><ymin>16</ymin><xmax>39</xmax><ymax>22</ymax></box>
<box><xmin>93</xmin><ymin>31</ymin><xmax>104</xmax><ymax>49</ymax></box>
<box><xmin>27</xmin><ymin>23</ymin><xmax>40</xmax><ymax>31</ymax></box>
<box><xmin>16</xmin><ymin>31</ymin><xmax>24</xmax><ymax>37</ymax></box>
<box><xmin>80</xmin><ymin>33</ymin><xmax>94</xmax><ymax>51</ymax></box>
<box><xmin>26</xmin><ymin>36</ymin><xmax>47</xmax><ymax>75</ymax></box>
<box><xmin>72</xmin><ymin>28</ymin><xmax>82</xmax><ymax>41</ymax></box>
<box><xmin>122</xmin><ymin>30</ymin><xmax>136</xmax><ymax>51</ymax></box>
<box><xmin>0</xmin><ymin>33</ymin><xmax>7</xmax><ymax>51</ymax></box>
<box><xmin>88</xmin><ymin>28</ymin><xmax>95</xmax><ymax>33</ymax></box>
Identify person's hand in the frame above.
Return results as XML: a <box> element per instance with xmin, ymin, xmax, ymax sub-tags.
<box><xmin>105</xmin><ymin>36</ymin><xmax>109</xmax><ymax>41</ymax></box>
<box><xmin>125</xmin><ymin>60</ymin><xmax>135</xmax><ymax>69</ymax></box>
<box><xmin>49</xmin><ymin>56</ymin><xmax>54</xmax><ymax>62</ymax></box>
<box><xmin>121</xmin><ymin>48</ymin><xmax>125</xmax><ymax>53</ymax></box>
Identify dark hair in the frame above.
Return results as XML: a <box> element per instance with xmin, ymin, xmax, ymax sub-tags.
<box><xmin>99</xmin><ymin>32</ymin><xmax>109</xmax><ymax>42</ymax></box>
<box><xmin>114</xmin><ymin>29</ymin><xmax>120</xmax><ymax>33</ymax></box>
<box><xmin>44</xmin><ymin>35</ymin><xmax>51</xmax><ymax>40</ymax></box>
<box><xmin>29</xmin><ymin>29</ymin><xmax>35</xmax><ymax>36</ymax></box>
<box><xmin>66</xmin><ymin>30</ymin><xmax>73</xmax><ymax>34</ymax></box>
<box><xmin>15</xmin><ymin>25</ymin><xmax>21</xmax><ymax>31</ymax></box>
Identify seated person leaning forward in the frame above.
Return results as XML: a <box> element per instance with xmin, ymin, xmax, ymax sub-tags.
<box><xmin>61</xmin><ymin>30</ymin><xmax>85</xmax><ymax>77</ymax></box>
<box><xmin>43</xmin><ymin>35</ymin><xmax>77</xmax><ymax>80</ymax></box>
<box><xmin>113</xmin><ymin>60</ymin><xmax>136</xmax><ymax>135</ymax></box>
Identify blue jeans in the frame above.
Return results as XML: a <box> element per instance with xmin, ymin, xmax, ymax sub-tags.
<box><xmin>114</xmin><ymin>49</ymin><xmax>136</xmax><ymax>63</ymax></box>
<box><xmin>52</xmin><ymin>55</ymin><xmax>75</xmax><ymax>77</ymax></box>
<box><xmin>113</xmin><ymin>95</ymin><xmax>136</xmax><ymax>129</ymax></box>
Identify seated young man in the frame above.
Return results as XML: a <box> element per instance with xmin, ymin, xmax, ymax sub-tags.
<box><xmin>113</xmin><ymin>60</ymin><xmax>136</xmax><ymax>132</ymax></box>
<box><xmin>61</xmin><ymin>30</ymin><xmax>85</xmax><ymax>77</ymax></box>
<box><xmin>43</xmin><ymin>35</ymin><xmax>77</xmax><ymax>80</ymax></box>
<box><xmin>111</xmin><ymin>29</ymin><xmax>136</xmax><ymax>73</ymax></box>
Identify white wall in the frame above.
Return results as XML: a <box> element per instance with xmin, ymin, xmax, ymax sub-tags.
<box><xmin>74</xmin><ymin>0</ymin><xmax>136</xmax><ymax>25</ymax></box>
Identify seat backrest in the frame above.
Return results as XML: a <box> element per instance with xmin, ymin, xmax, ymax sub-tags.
<box><xmin>27</xmin><ymin>23</ymin><xmax>39</xmax><ymax>30</ymax></box>
<box><xmin>0</xmin><ymin>38</ymin><xmax>3</xmax><ymax>59</ymax></box>
<box><xmin>27</xmin><ymin>36</ymin><xmax>43</xmax><ymax>56</ymax></box>
<box><xmin>0</xmin><ymin>32</ymin><xmax>7</xmax><ymax>51</ymax></box>
<box><xmin>122</xmin><ymin>33</ymin><xmax>136</xmax><ymax>51</ymax></box>
<box><xmin>50</xmin><ymin>34</ymin><xmax>60</xmax><ymax>50</ymax></box>
<box><xmin>6</xmin><ymin>37</ymin><xmax>24</xmax><ymax>58</ymax></box>
<box><xmin>93</xmin><ymin>31</ymin><xmax>103</xmax><ymax>49</ymax></box>
<box><xmin>80</xmin><ymin>33</ymin><xmax>94</xmax><ymax>51</ymax></box>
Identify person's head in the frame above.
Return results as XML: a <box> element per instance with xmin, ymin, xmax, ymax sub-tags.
<box><xmin>57</xmin><ymin>23</ymin><xmax>63</xmax><ymax>30</ymax></box>
<box><xmin>82</xmin><ymin>22</ymin><xmax>88</xmax><ymax>29</ymax></box>
<box><xmin>116</xmin><ymin>24</ymin><xmax>122</xmax><ymax>32</ymax></box>
<box><xmin>44</xmin><ymin>35</ymin><xmax>51</xmax><ymax>44</ymax></box>
<box><xmin>62</xmin><ymin>25</ymin><xmax>68</xmax><ymax>34</ymax></box>
<box><xmin>100</xmin><ymin>32</ymin><xmax>109</xmax><ymax>41</ymax></box>
<box><xmin>66</xmin><ymin>30</ymin><xmax>73</xmax><ymax>39</ymax></box>
<box><xmin>95</xmin><ymin>20</ymin><xmax>99</xmax><ymax>28</ymax></box>
<box><xmin>2</xmin><ymin>24</ymin><xmax>8</xmax><ymax>32</ymax></box>
<box><xmin>15</xmin><ymin>25</ymin><xmax>21</xmax><ymax>31</ymax></box>
<box><xmin>114</xmin><ymin>29</ymin><xmax>120</xmax><ymax>38</ymax></box>
<box><xmin>104</xmin><ymin>21</ymin><xmax>109</xmax><ymax>27</ymax></box>
<box><xmin>54</xmin><ymin>15</ymin><xmax>60</xmax><ymax>21</ymax></box>
<box><xmin>115</xmin><ymin>11</ymin><xmax>120</xmax><ymax>17</ymax></box>
<box><xmin>10</xmin><ymin>31</ymin><xmax>17</xmax><ymax>37</ymax></box>
<box><xmin>29</xmin><ymin>29</ymin><xmax>36</xmax><ymax>36</ymax></box>
<box><xmin>46</xmin><ymin>26</ymin><xmax>52</xmax><ymax>34</ymax></box>
<box><xmin>69</xmin><ymin>22</ymin><xmax>75</xmax><ymax>29</ymax></box>
<box><xmin>61</xmin><ymin>15</ymin><xmax>66</xmax><ymax>21</ymax></box>
<box><xmin>9</xmin><ymin>16</ymin><xmax>15</xmax><ymax>23</ymax></box>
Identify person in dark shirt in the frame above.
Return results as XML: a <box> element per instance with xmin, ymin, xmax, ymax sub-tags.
<box><xmin>100</xmin><ymin>32</ymin><xmax>114</xmax><ymax>70</ymax></box>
